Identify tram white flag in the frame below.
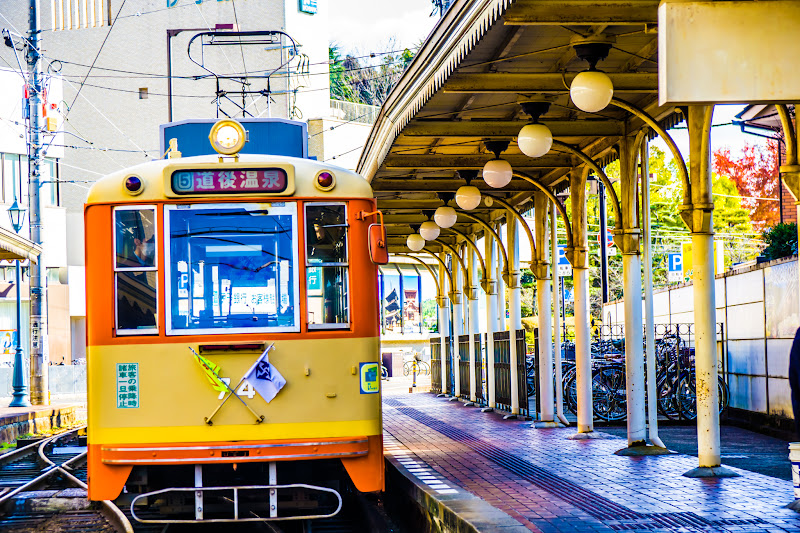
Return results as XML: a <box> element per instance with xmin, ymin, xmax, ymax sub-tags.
<box><xmin>243</xmin><ymin>345</ymin><xmax>286</xmax><ymax>403</ymax></box>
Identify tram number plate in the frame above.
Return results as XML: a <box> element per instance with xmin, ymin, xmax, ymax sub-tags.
<box><xmin>171</xmin><ymin>169</ymin><xmax>288</xmax><ymax>195</ymax></box>
<box><xmin>222</xmin><ymin>450</ymin><xmax>250</xmax><ymax>457</ymax></box>
<box><xmin>218</xmin><ymin>378</ymin><xmax>256</xmax><ymax>400</ymax></box>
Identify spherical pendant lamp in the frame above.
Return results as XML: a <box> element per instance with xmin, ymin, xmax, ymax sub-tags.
<box><xmin>455</xmin><ymin>185</ymin><xmax>482</xmax><ymax>210</ymax></box>
<box><xmin>570</xmin><ymin>69</ymin><xmax>614</xmax><ymax>113</ymax></box>
<box><xmin>419</xmin><ymin>220</ymin><xmax>440</xmax><ymax>241</ymax></box>
<box><xmin>407</xmin><ymin>233</ymin><xmax>425</xmax><ymax>252</ymax></box>
<box><xmin>518</xmin><ymin>123</ymin><xmax>553</xmax><ymax>158</ymax></box>
<box><xmin>434</xmin><ymin>206</ymin><xmax>458</xmax><ymax>228</ymax></box>
<box><xmin>482</xmin><ymin>158</ymin><xmax>512</xmax><ymax>189</ymax></box>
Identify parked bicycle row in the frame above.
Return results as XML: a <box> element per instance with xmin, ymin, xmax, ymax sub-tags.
<box><xmin>527</xmin><ymin>327</ymin><xmax>729</xmax><ymax>422</ymax></box>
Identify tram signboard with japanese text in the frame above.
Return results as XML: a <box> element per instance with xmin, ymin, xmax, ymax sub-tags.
<box><xmin>171</xmin><ymin>168</ymin><xmax>288</xmax><ymax>195</ymax></box>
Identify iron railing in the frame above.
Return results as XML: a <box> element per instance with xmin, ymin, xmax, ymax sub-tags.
<box><xmin>492</xmin><ymin>329</ymin><xmax>528</xmax><ymax>416</ymax></box>
<box><xmin>458</xmin><ymin>334</ymin><xmax>470</xmax><ymax>399</ymax></box>
<box><xmin>430</xmin><ymin>337</ymin><xmax>441</xmax><ymax>394</ymax></box>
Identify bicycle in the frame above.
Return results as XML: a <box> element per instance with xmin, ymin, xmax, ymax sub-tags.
<box><xmin>381</xmin><ymin>365</ymin><xmax>389</xmax><ymax>381</ymax></box>
<box><xmin>403</xmin><ymin>359</ymin><xmax>429</xmax><ymax>377</ymax></box>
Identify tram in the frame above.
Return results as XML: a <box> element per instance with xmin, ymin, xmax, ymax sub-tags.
<box><xmin>84</xmin><ymin>119</ymin><xmax>387</xmax><ymax>523</ymax></box>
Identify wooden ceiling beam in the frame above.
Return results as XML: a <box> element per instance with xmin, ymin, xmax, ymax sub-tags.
<box><xmin>402</xmin><ymin>119</ymin><xmax>625</xmax><ymax>137</ymax></box>
<box><xmin>503</xmin><ymin>1</ymin><xmax>658</xmax><ymax>25</ymax></box>
<box><xmin>384</xmin><ymin>154</ymin><xmax>573</xmax><ymax>169</ymax></box>
<box><xmin>442</xmin><ymin>72</ymin><xmax>657</xmax><ymax>93</ymax></box>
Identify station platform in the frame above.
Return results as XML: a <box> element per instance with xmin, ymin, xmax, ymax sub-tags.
<box><xmin>383</xmin><ymin>387</ymin><xmax>800</xmax><ymax>533</ymax></box>
<box><xmin>0</xmin><ymin>403</ymin><xmax>84</xmax><ymax>443</ymax></box>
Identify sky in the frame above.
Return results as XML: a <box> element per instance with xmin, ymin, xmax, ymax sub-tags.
<box><xmin>328</xmin><ymin>0</ymin><xmax>438</xmax><ymax>54</ymax></box>
<box><xmin>651</xmin><ymin>104</ymin><xmax>769</xmax><ymax>164</ymax></box>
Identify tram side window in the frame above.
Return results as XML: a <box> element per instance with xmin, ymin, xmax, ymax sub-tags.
<box><xmin>114</xmin><ymin>208</ymin><xmax>158</xmax><ymax>334</ymax></box>
<box><xmin>305</xmin><ymin>204</ymin><xmax>349</xmax><ymax>328</ymax></box>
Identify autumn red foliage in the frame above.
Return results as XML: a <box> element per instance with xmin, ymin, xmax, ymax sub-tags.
<box><xmin>712</xmin><ymin>141</ymin><xmax>780</xmax><ymax>229</ymax></box>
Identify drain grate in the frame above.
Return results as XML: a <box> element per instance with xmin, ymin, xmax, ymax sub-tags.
<box><xmin>393</xmin><ymin>402</ymin><xmax>767</xmax><ymax>532</ymax></box>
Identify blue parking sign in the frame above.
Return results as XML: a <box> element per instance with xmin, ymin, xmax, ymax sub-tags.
<box><xmin>668</xmin><ymin>253</ymin><xmax>683</xmax><ymax>282</ymax></box>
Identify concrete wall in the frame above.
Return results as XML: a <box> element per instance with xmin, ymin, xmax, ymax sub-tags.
<box><xmin>603</xmin><ymin>256</ymin><xmax>799</xmax><ymax>418</ymax></box>
<box><xmin>0</xmin><ymin>363</ymin><xmax>86</xmax><ymax>400</ymax></box>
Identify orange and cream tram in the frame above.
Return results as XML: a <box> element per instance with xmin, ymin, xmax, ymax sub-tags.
<box><xmin>85</xmin><ymin>119</ymin><xmax>387</xmax><ymax>523</ymax></box>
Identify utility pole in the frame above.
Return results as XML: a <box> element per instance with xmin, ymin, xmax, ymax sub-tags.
<box><xmin>27</xmin><ymin>0</ymin><xmax>48</xmax><ymax>405</ymax></box>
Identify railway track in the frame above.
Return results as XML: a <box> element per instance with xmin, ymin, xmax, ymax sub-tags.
<box><xmin>0</xmin><ymin>427</ymin><xmax>133</xmax><ymax>533</ymax></box>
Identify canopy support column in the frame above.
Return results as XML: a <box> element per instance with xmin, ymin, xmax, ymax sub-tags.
<box><xmin>617</xmin><ymin>136</ymin><xmax>646</xmax><ymax>448</ymax></box>
<box><xmin>484</xmin><ymin>232</ymin><xmax>498</xmax><ymax>411</ymax></box>
<box><xmin>437</xmin><ymin>254</ymin><xmax>450</xmax><ymax>397</ymax></box>
<box><xmin>451</xmin><ymin>252</ymin><xmax>463</xmax><ymax>400</ymax></box>
<box><xmin>532</xmin><ymin>192</ymin><xmax>554</xmax><ymax>426</ymax></box>
<box><xmin>507</xmin><ymin>212</ymin><xmax>522</xmax><ymax>417</ymax></box>
<box><xmin>468</xmin><ymin>244</ymin><xmax>479</xmax><ymax>404</ymax></box>
<box><xmin>682</xmin><ymin>105</ymin><xmax>737</xmax><ymax>477</ymax></box>
<box><xmin>566</xmin><ymin>168</ymin><xmax>595</xmax><ymax>437</ymax></box>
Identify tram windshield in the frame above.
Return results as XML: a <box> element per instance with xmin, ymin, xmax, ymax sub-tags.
<box><xmin>165</xmin><ymin>203</ymin><xmax>299</xmax><ymax>334</ymax></box>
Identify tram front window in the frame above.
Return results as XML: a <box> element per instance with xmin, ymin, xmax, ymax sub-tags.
<box><xmin>166</xmin><ymin>203</ymin><xmax>299</xmax><ymax>334</ymax></box>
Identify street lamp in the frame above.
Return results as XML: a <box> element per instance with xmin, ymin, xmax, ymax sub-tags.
<box><xmin>8</xmin><ymin>199</ymin><xmax>30</xmax><ymax>407</ymax></box>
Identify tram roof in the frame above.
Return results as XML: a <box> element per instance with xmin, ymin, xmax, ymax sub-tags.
<box><xmin>85</xmin><ymin>154</ymin><xmax>372</xmax><ymax>205</ymax></box>
<box><xmin>357</xmin><ymin>0</ymin><xmax>681</xmax><ymax>253</ymax></box>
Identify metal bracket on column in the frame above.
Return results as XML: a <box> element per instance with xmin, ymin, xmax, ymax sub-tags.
<box><xmin>448</xmin><ymin>291</ymin><xmax>463</xmax><ymax>305</ymax></box>
<box><xmin>612</xmin><ymin>228</ymin><xmax>641</xmax><ymax>255</ymax></box>
<box><xmin>530</xmin><ymin>260</ymin><xmax>551</xmax><ymax>281</ymax></box>
<box><xmin>569</xmin><ymin>246</ymin><xmax>588</xmax><ymax>269</ymax></box>
<box><xmin>480</xmin><ymin>277</ymin><xmax>496</xmax><ymax>295</ymax></box>
<box><xmin>683</xmin><ymin>203</ymin><xmax>714</xmax><ymax>235</ymax></box>
<box><xmin>777</xmin><ymin>104</ymin><xmax>800</xmax><ymax>200</ymax></box>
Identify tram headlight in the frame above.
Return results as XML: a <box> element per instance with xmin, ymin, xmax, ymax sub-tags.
<box><xmin>124</xmin><ymin>175</ymin><xmax>144</xmax><ymax>195</ymax></box>
<box><xmin>209</xmin><ymin>119</ymin><xmax>247</xmax><ymax>156</ymax></box>
<box><xmin>314</xmin><ymin>170</ymin><xmax>336</xmax><ymax>192</ymax></box>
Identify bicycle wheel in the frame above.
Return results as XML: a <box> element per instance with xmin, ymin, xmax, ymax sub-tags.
<box><xmin>381</xmin><ymin>365</ymin><xmax>389</xmax><ymax>381</ymax></box>
<box><xmin>419</xmin><ymin>361</ymin><xmax>430</xmax><ymax>375</ymax></box>
<box><xmin>563</xmin><ymin>372</ymin><xmax>578</xmax><ymax>416</ymax></box>
<box><xmin>657</xmin><ymin>374</ymin><xmax>681</xmax><ymax>420</ymax></box>
<box><xmin>718</xmin><ymin>375</ymin><xmax>729</xmax><ymax>416</ymax></box>
<box><xmin>403</xmin><ymin>361</ymin><xmax>411</xmax><ymax>377</ymax></box>
<box><xmin>594</xmin><ymin>365</ymin><xmax>627</xmax><ymax>421</ymax></box>
<box><xmin>676</xmin><ymin>374</ymin><xmax>697</xmax><ymax>420</ymax></box>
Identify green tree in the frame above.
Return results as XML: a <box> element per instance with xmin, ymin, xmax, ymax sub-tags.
<box><xmin>586</xmin><ymin>146</ymin><xmax>759</xmax><ymax>318</ymax></box>
<box><xmin>329</xmin><ymin>42</ymin><xmax>418</xmax><ymax>106</ymax></box>
<box><xmin>762</xmin><ymin>222</ymin><xmax>798</xmax><ymax>261</ymax></box>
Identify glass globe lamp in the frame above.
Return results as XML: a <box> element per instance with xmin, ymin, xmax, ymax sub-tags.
<box><xmin>419</xmin><ymin>220</ymin><xmax>440</xmax><ymax>241</ymax></box>
<box><xmin>570</xmin><ymin>70</ymin><xmax>614</xmax><ymax>113</ymax></box>
<box><xmin>434</xmin><ymin>206</ymin><xmax>458</xmax><ymax>228</ymax></box>
<box><xmin>407</xmin><ymin>233</ymin><xmax>425</xmax><ymax>252</ymax></box>
<box><xmin>517</xmin><ymin>123</ymin><xmax>553</xmax><ymax>158</ymax></box>
<box><xmin>455</xmin><ymin>185</ymin><xmax>481</xmax><ymax>210</ymax></box>
<box><xmin>482</xmin><ymin>158</ymin><xmax>512</xmax><ymax>188</ymax></box>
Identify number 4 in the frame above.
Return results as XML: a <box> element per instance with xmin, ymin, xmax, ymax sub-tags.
<box><xmin>217</xmin><ymin>378</ymin><xmax>256</xmax><ymax>400</ymax></box>
<box><xmin>237</xmin><ymin>381</ymin><xmax>256</xmax><ymax>399</ymax></box>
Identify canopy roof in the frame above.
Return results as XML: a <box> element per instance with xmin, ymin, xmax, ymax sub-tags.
<box><xmin>357</xmin><ymin>0</ymin><xmax>681</xmax><ymax>253</ymax></box>
<box><xmin>0</xmin><ymin>226</ymin><xmax>41</xmax><ymax>263</ymax></box>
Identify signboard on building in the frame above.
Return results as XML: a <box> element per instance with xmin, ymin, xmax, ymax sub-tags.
<box><xmin>659</xmin><ymin>1</ymin><xmax>800</xmax><ymax>104</ymax></box>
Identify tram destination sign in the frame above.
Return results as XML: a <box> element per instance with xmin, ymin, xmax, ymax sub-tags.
<box><xmin>171</xmin><ymin>168</ymin><xmax>288</xmax><ymax>195</ymax></box>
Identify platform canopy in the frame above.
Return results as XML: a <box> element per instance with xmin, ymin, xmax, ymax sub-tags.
<box><xmin>357</xmin><ymin>0</ymin><xmax>682</xmax><ymax>253</ymax></box>
<box><xmin>0</xmin><ymin>226</ymin><xmax>42</xmax><ymax>263</ymax></box>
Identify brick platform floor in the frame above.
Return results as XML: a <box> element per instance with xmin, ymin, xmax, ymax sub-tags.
<box><xmin>383</xmin><ymin>391</ymin><xmax>800</xmax><ymax>532</ymax></box>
